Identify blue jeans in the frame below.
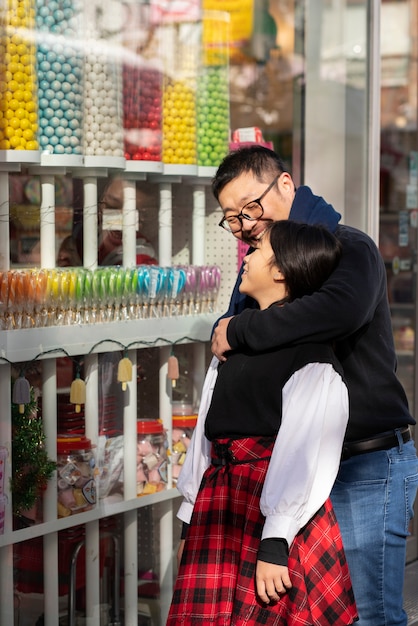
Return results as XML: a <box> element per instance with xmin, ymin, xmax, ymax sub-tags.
<box><xmin>331</xmin><ymin>434</ymin><xmax>418</xmax><ymax>626</ymax></box>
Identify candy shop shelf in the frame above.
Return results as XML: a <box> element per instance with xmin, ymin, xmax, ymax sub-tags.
<box><xmin>0</xmin><ymin>314</ymin><xmax>218</xmax><ymax>363</ymax></box>
<box><xmin>0</xmin><ymin>488</ymin><xmax>182</xmax><ymax>548</ymax></box>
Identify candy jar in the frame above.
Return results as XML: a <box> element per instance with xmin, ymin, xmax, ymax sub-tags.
<box><xmin>83</xmin><ymin>39</ymin><xmax>124</xmax><ymax>159</ymax></box>
<box><xmin>57</xmin><ymin>436</ymin><xmax>96</xmax><ymax>518</ymax></box>
<box><xmin>35</xmin><ymin>0</ymin><xmax>84</xmax><ymax>156</ymax></box>
<box><xmin>121</xmin><ymin>2</ymin><xmax>162</xmax><ymax>161</ymax></box>
<box><xmin>197</xmin><ymin>11</ymin><xmax>230</xmax><ymax>167</ymax></box>
<box><xmin>161</xmin><ymin>23</ymin><xmax>199</xmax><ymax>165</ymax></box>
<box><xmin>0</xmin><ymin>0</ymin><xmax>39</xmax><ymax>151</ymax></box>
<box><xmin>171</xmin><ymin>414</ymin><xmax>197</xmax><ymax>483</ymax></box>
<box><xmin>136</xmin><ymin>420</ymin><xmax>169</xmax><ymax>496</ymax></box>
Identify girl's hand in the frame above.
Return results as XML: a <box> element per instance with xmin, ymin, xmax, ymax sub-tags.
<box><xmin>255</xmin><ymin>560</ymin><xmax>292</xmax><ymax>603</ymax></box>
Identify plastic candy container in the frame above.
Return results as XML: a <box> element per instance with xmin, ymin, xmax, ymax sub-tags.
<box><xmin>136</xmin><ymin>420</ymin><xmax>169</xmax><ymax>496</ymax></box>
<box><xmin>57</xmin><ymin>436</ymin><xmax>96</xmax><ymax>517</ymax></box>
<box><xmin>171</xmin><ymin>414</ymin><xmax>197</xmax><ymax>483</ymax></box>
<box><xmin>0</xmin><ymin>0</ymin><xmax>39</xmax><ymax>151</ymax></box>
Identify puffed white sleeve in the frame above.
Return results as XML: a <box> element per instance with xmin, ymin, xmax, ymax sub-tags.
<box><xmin>260</xmin><ymin>361</ymin><xmax>349</xmax><ymax>546</ymax></box>
<box><xmin>176</xmin><ymin>356</ymin><xmax>219</xmax><ymax>524</ymax></box>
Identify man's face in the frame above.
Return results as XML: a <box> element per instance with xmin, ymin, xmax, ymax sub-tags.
<box><xmin>217</xmin><ymin>171</ymin><xmax>295</xmax><ymax>247</ymax></box>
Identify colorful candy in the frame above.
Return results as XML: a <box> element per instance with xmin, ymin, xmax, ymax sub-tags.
<box><xmin>0</xmin><ymin>0</ymin><xmax>39</xmax><ymax>151</ymax></box>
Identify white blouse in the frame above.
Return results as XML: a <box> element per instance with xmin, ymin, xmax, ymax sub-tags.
<box><xmin>176</xmin><ymin>355</ymin><xmax>349</xmax><ymax>548</ymax></box>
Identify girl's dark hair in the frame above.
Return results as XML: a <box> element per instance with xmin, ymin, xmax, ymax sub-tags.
<box><xmin>212</xmin><ymin>145</ymin><xmax>289</xmax><ymax>201</ymax></box>
<box><xmin>266</xmin><ymin>221</ymin><xmax>342</xmax><ymax>302</ymax></box>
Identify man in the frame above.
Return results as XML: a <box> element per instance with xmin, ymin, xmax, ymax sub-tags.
<box><xmin>211</xmin><ymin>145</ymin><xmax>418</xmax><ymax>626</ymax></box>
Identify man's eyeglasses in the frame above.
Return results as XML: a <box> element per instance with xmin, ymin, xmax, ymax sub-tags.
<box><xmin>218</xmin><ymin>173</ymin><xmax>281</xmax><ymax>233</ymax></box>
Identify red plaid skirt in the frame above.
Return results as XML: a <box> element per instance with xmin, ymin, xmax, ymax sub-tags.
<box><xmin>167</xmin><ymin>437</ymin><xmax>357</xmax><ymax>626</ymax></box>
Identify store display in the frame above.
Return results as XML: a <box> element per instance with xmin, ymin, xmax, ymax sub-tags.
<box><xmin>136</xmin><ymin>419</ymin><xmax>169</xmax><ymax>496</ymax></box>
<box><xmin>57</xmin><ymin>435</ymin><xmax>96</xmax><ymax>517</ymax></box>
<box><xmin>0</xmin><ymin>264</ymin><xmax>220</xmax><ymax>328</ymax></box>
<box><xmin>0</xmin><ymin>0</ymin><xmax>39</xmax><ymax>151</ymax></box>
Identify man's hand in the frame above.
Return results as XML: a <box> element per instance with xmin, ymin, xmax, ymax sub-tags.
<box><xmin>256</xmin><ymin>560</ymin><xmax>292</xmax><ymax>604</ymax></box>
<box><xmin>211</xmin><ymin>316</ymin><xmax>233</xmax><ymax>361</ymax></box>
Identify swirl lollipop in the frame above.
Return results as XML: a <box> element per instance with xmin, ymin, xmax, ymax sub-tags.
<box><xmin>127</xmin><ymin>267</ymin><xmax>138</xmax><ymax>320</ymax></box>
<box><xmin>180</xmin><ymin>265</ymin><xmax>198</xmax><ymax>315</ymax></box>
<box><xmin>166</xmin><ymin>267</ymin><xmax>186</xmax><ymax>316</ymax></box>
<box><xmin>1</xmin><ymin>271</ymin><xmax>11</xmax><ymax>330</ymax></box>
<box><xmin>46</xmin><ymin>268</ymin><xmax>61</xmax><ymax>326</ymax></box>
<box><xmin>106</xmin><ymin>267</ymin><xmax>119</xmax><ymax>322</ymax></box>
<box><xmin>33</xmin><ymin>269</ymin><xmax>48</xmax><ymax>327</ymax></box>
<box><xmin>91</xmin><ymin>268</ymin><xmax>102</xmax><ymax>324</ymax></box>
<box><xmin>117</xmin><ymin>267</ymin><xmax>129</xmax><ymax>319</ymax></box>
<box><xmin>142</xmin><ymin>266</ymin><xmax>166</xmax><ymax>318</ymax></box>
<box><xmin>206</xmin><ymin>265</ymin><xmax>221</xmax><ymax>313</ymax></box>
<box><xmin>9</xmin><ymin>270</ymin><xmax>28</xmax><ymax>329</ymax></box>
<box><xmin>74</xmin><ymin>268</ymin><xmax>87</xmax><ymax>324</ymax></box>
<box><xmin>0</xmin><ymin>271</ymin><xmax>5</xmax><ymax>330</ymax></box>
<box><xmin>66</xmin><ymin>268</ymin><xmax>78</xmax><ymax>324</ymax></box>
<box><xmin>135</xmin><ymin>265</ymin><xmax>146</xmax><ymax>319</ymax></box>
<box><xmin>83</xmin><ymin>269</ymin><xmax>93</xmax><ymax>324</ymax></box>
<box><xmin>57</xmin><ymin>269</ymin><xmax>71</xmax><ymax>326</ymax></box>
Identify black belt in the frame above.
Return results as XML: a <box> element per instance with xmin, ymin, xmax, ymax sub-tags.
<box><xmin>342</xmin><ymin>427</ymin><xmax>411</xmax><ymax>461</ymax></box>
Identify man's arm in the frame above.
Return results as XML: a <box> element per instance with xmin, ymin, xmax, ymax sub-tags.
<box><xmin>226</xmin><ymin>230</ymin><xmax>386</xmax><ymax>353</ymax></box>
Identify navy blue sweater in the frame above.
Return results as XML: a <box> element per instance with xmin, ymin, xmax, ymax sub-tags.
<box><xmin>222</xmin><ymin>186</ymin><xmax>414</xmax><ymax>440</ymax></box>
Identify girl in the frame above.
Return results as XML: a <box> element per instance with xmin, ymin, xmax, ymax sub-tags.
<box><xmin>167</xmin><ymin>221</ymin><xmax>357</xmax><ymax>626</ymax></box>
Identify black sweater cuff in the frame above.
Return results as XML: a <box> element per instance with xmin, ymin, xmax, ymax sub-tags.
<box><xmin>258</xmin><ymin>538</ymin><xmax>289</xmax><ymax>566</ymax></box>
<box><xmin>181</xmin><ymin>522</ymin><xmax>190</xmax><ymax>540</ymax></box>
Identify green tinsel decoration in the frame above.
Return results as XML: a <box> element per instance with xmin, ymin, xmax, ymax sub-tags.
<box><xmin>11</xmin><ymin>384</ymin><xmax>56</xmax><ymax>517</ymax></box>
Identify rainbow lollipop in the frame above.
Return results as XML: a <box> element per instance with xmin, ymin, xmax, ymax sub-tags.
<box><xmin>83</xmin><ymin>269</ymin><xmax>93</xmax><ymax>324</ymax></box>
<box><xmin>34</xmin><ymin>269</ymin><xmax>48</xmax><ymax>327</ymax></box>
<box><xmin>1</xmin><ymin>272</ymin><xmax>12</xmax><ymax>330</ymax></box>
<box><xmin>75</xmin><ymin>268</ymin><xmax>86</xmax><ymax>324</ymax></box>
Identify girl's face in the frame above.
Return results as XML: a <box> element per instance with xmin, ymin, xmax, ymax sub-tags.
<box><xmin>239</xmin><ymin>234</ymin><xmax>287</xmax><ymax>309</ymax></box>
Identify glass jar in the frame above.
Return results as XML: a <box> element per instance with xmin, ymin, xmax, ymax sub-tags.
<box><xmin>172</xmin><ymin>414</ymin><xmax>197</xmax><ymax>483</ymax></box>
<box><xmin>136</xmin><ymin>420</ymin><xmax>168</xmax><ymax>496</ymax></box>
<box><xmin>57</xmin><ymin>436</ymin><xmax>96</xmax><ymax>517</ymax></box>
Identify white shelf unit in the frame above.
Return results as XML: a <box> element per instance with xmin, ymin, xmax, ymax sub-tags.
<box><xmin>0</xmin><ymin>162</ymin><xmax>237</xmax><ymax>626</ymax></box>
